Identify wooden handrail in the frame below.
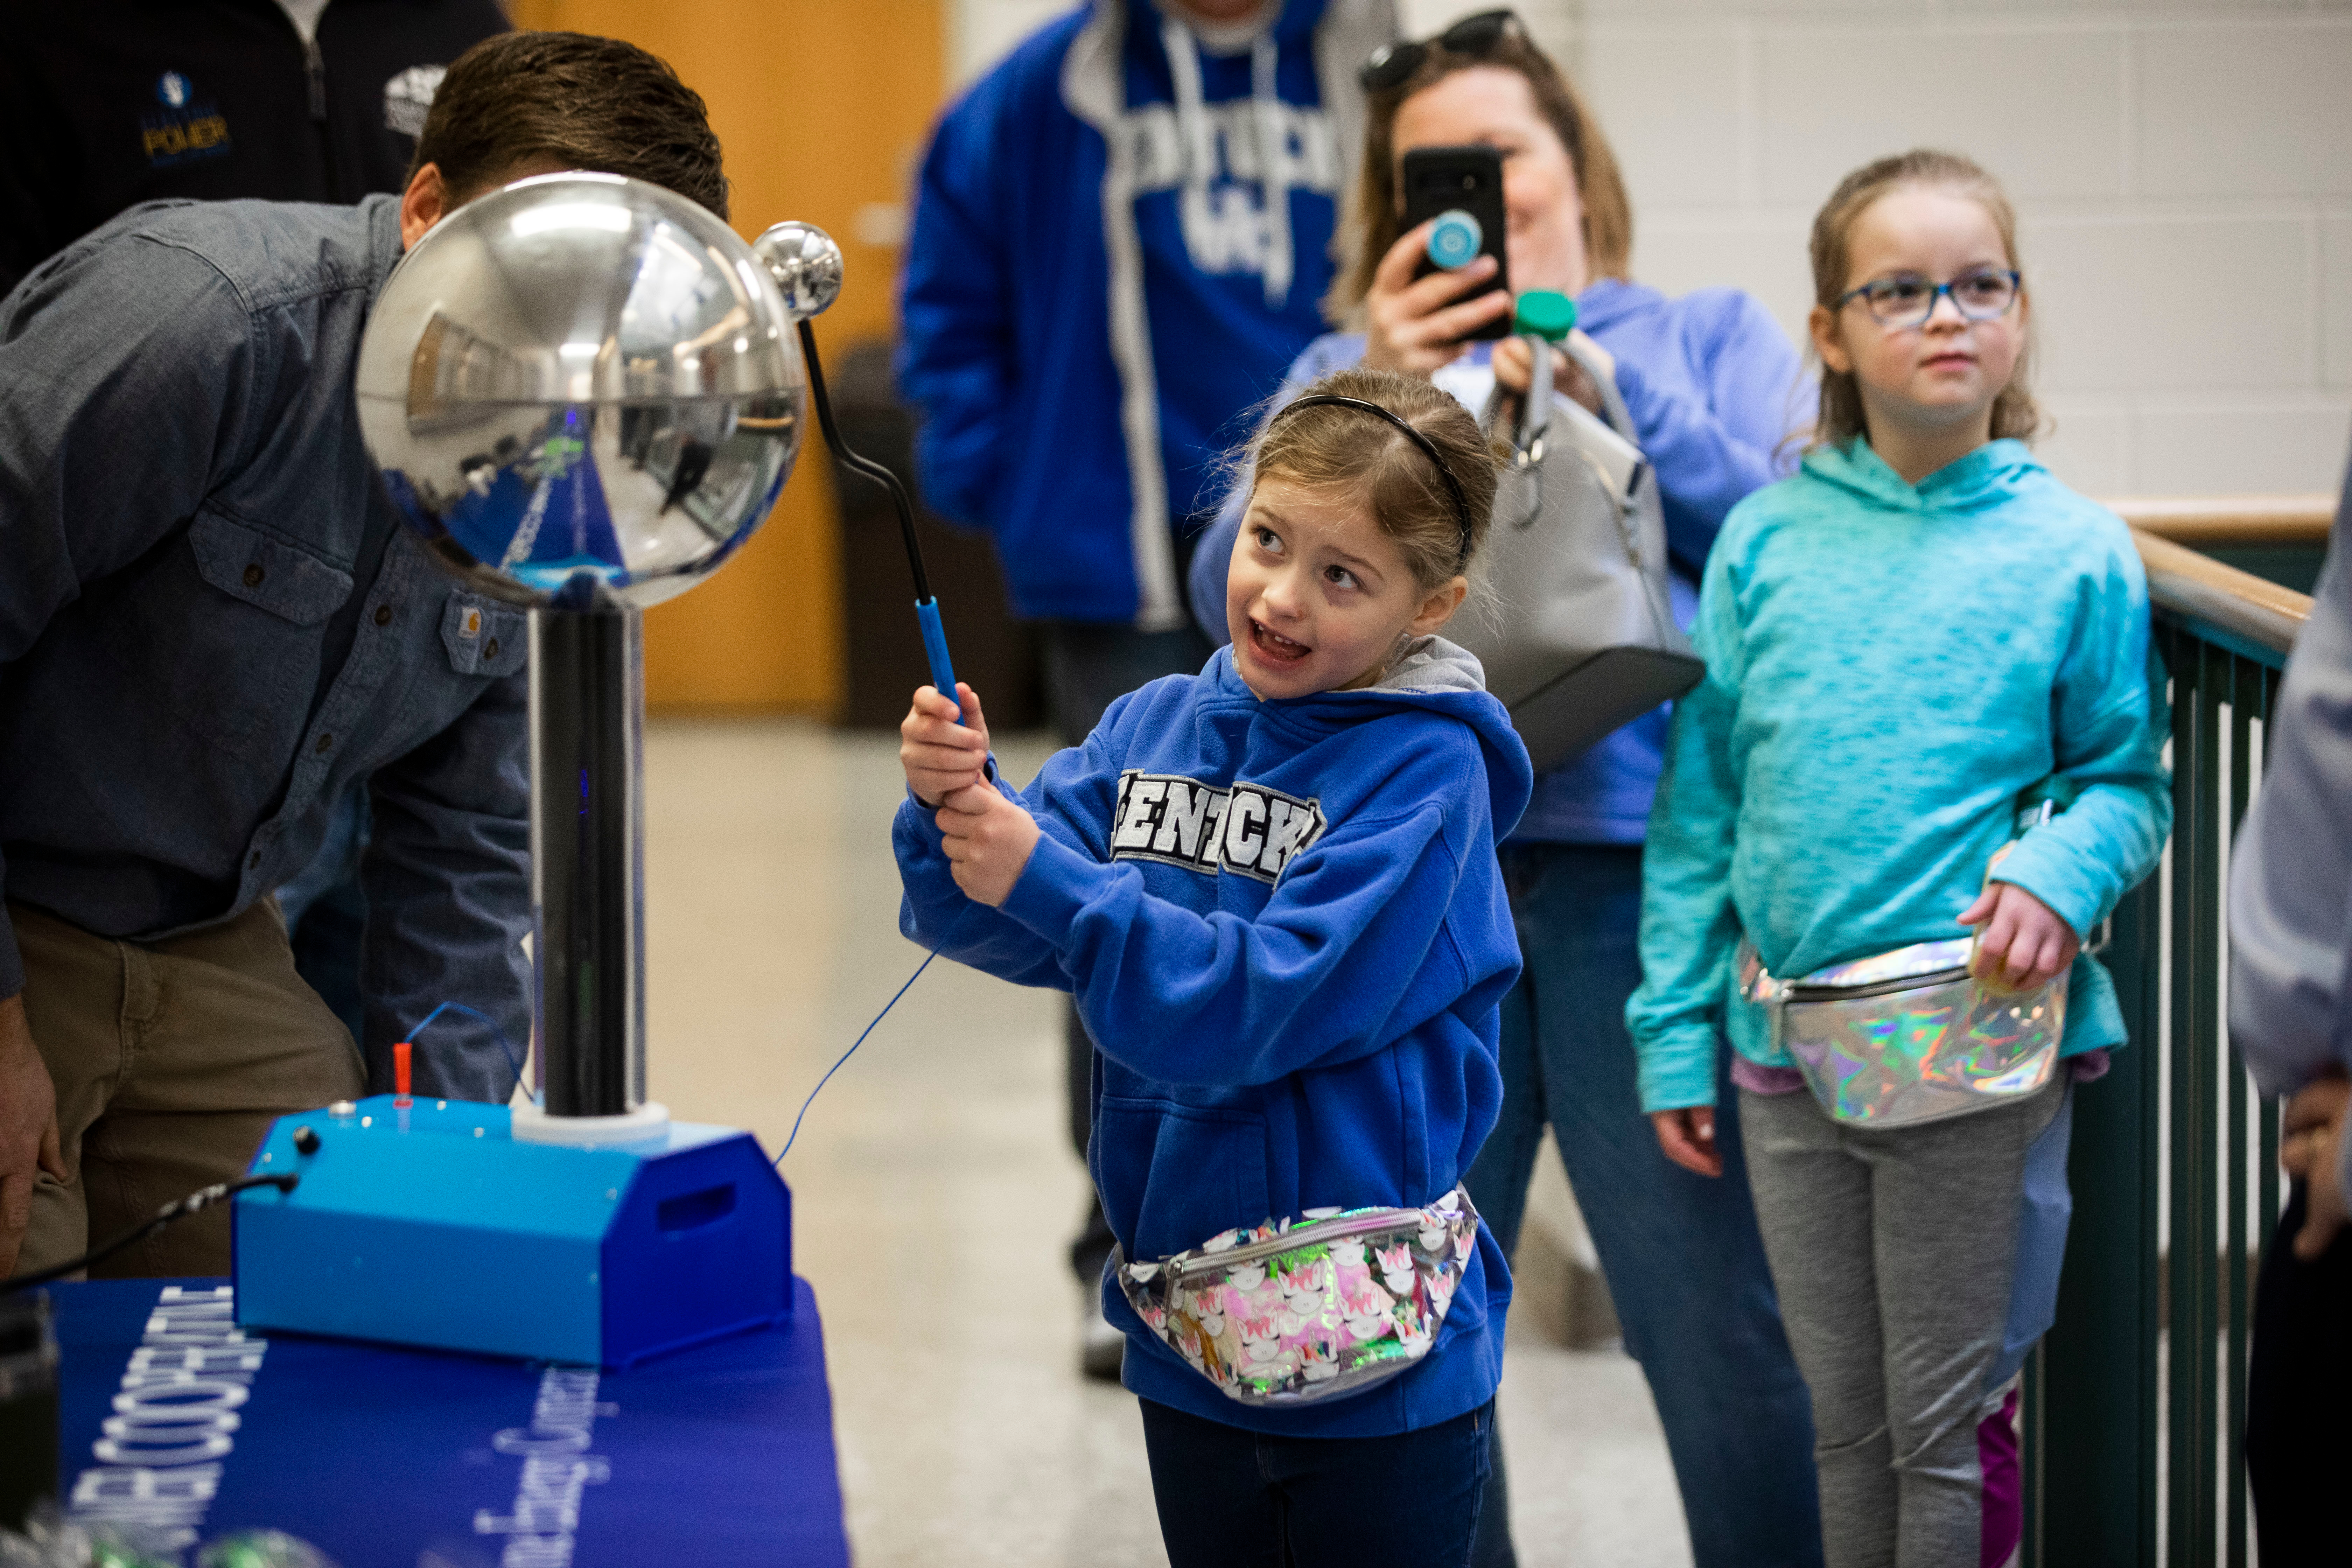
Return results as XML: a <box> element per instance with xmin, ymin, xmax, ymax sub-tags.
<box><xmin>2131</xmin><ymin>527</ymin><xmax>2311</xmax><ymax>658</ymax></box>
<box><xmin>2107</xmin><ymin>495</ymin><xmax>2334</xmax><ymax>547</ymax></box>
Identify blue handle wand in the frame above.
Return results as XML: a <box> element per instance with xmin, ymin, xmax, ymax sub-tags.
<box><xmin>796</xmin><ymin>320</ymin><xmax>962</xmax><ymax>706</ymax></box>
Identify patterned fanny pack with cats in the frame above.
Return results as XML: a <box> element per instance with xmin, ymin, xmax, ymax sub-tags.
<box><xmin>1112</xmin><ymin>1186</ymin><xmax>1479</xmax><ymax>1406</ymax></box>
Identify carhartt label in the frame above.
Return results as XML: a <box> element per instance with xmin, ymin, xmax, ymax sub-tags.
<box><xmin>1111</xmin><ymin>770</ymin><xmax>1325</xmax><ymax>885</ymax></box>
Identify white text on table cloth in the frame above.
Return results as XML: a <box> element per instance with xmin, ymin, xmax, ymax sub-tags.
<box><xmin>474</xmin><ymin>1366</ymin><xmax>616</xmax><ymax>1566</ymax></box>
<box><xmin>69</xmin><ymin>1285</ymin><xmax>267</xmax><ymax>1549</ymax></box>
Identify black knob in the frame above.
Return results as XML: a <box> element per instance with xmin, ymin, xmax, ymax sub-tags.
<box><xmin>292</xmin><ymin>1126</ymin><xmax>322</xmax><ymax>1156</ymax></box>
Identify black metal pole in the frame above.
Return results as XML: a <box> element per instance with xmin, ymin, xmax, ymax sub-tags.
<box><xmin>529</xmin><ymin>603</ymin><xmax>642</xmax><ymax>1118</ymax></box>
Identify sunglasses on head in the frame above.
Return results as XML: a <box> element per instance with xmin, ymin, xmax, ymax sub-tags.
<box><xmin>1358</xmin><ymin>9</ymin><xmax>1523</xmax><ymax>94</ymax></box>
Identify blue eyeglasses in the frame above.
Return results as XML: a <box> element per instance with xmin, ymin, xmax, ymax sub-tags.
<box><xmin>1836</xmin><ymin>267</ymin><xmax>2022</xmax><ymax>328</ymax></box>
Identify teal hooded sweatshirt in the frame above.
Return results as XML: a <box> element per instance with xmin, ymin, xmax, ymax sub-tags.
<box><xmin>1628</xmin><ymin>438</ymin><xmax>2172</xmax><ymax>1113</ymax></box>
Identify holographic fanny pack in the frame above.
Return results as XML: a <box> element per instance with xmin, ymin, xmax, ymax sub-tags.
<box><xmin>1735</xmin><ymin>790</ymin><xmax>2080</xmax><ymax>1129</ymax></box>
<box><xmin>1737</xmin><ymin>936</ymin><xmax>2065</xmax><ymax>1129</ymax></box>
<box><xmin>1114</xmin><ymin>1188</ymin><xmax>1478</xmax><ymax>1407</ymax></box>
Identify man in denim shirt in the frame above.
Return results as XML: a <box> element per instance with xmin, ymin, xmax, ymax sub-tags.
<box><xmin>0</xmin><ymin>32</ymin><xmax>730</xmax><ymax>1281</ymax></box>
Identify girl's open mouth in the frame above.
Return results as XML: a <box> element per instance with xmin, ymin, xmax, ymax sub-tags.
<box><xmin>1250</xmin><ymin>620</ymin><xmax>1310</xmax><ymax>664</ymax></box>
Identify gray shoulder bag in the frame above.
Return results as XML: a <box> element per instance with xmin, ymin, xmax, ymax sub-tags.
<box><xmin>1446</xmin><ymin>299</ymin><xmax>1703</xmax><ymax>772</ymax></box>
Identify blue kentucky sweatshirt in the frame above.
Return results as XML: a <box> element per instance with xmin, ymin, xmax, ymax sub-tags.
<box><xmin>1626</xmin><ymin>439</ymin><xmax>2173</xmax><ymax>1113</ymax></box>
<box><xmin>895</xmin><ymin>637</ymin><xmax>1534</xmax><ymax>1435</ymax></box>
<box><xmin>1188</xmin><ymin>276</ymin><xmax>1811</xmax><ymax>840</ymax></box>
<box><xmin>897</xmin><ymin>0</ymin><xmax>1393</xmax><ymax>629</ymax></box>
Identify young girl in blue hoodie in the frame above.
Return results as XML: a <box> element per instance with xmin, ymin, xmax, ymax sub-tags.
<box><xmin>1628</xmin><ymin>150</ymin><xmax>2170</xmax><ymax>1568</ymax></box>
<box><xmin>895</xmin><ymin>368</ymin><xmax>1533</xmax><ymax>1566</ymax></box>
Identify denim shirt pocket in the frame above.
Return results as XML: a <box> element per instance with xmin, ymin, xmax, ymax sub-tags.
<box><xmin>189</xmin><ymin>512</ymin><xmax>352</xmax><ymax>625</ymax></box>
<box><xmin>132</xmin><ymin>510</ymin><xmax>354</xmax><ymax>761</ymax></box>
<box><xmin>439</xmin><ymin>593</ymin><xmax>529</xmax><ymax>679</ymax></box>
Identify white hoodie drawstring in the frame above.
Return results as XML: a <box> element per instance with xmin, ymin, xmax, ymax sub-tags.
<box><xmin>1161</xmin><ymin>14</ymin><xmax>1218</xmax><ymax>290</ymax></box>
<box><xmin>1252</xmin><ymin>30</ymin><xmax>1293</xmax><ymax>310</ymax></box>
<box><xmin>1161</xmin><ymin>8</ymin><xmax>1293</xmax><ymax>311</ymax></box>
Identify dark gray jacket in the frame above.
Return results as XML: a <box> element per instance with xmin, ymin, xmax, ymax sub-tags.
<box><xmin>0</xmin><ymin>193</ymin><xmax>528</xmax><ymax>1099</ymax></box>
<box><xmin>2229</xmin><ymin>442</ymin><xmax>2352</xmax><ymax>1201</ymax></box>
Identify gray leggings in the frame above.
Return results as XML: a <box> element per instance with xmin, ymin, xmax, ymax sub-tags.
<box><xmin>1740</xmin><ymin>1083</ymin><xmax>2064</xmax><ymax>1568</ymax></box>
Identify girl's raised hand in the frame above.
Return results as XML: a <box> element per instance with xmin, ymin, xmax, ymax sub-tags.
<box><xmin>934</xmin><ymin>780</ymin><xmax>1040</xmax><ymax>907</ymax></box>
<box><xmin>1960</xmin><ymin>879</ymin><xmax>2080</xmax><ymax>993</ymax></box>
<box><xmin>1651</xmin><ymin>1107</ymin><xmax>1722</xmax><ymax>1178</ymax></box>
<box><xmin>1362</xmin><ymin>220</ymin><xmax>1514</xmax><ymax>378</ymax></box>
<box><xmin>900</xmin><ymin>682</ymin><xmax>990</xmax><ymax>807</ymax></box>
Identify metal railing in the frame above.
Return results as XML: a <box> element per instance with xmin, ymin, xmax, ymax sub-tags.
<box><xmin>2023</xmin><ymin>499</ymin><xmax>2328</xmax><ymax>1566</ymax></box>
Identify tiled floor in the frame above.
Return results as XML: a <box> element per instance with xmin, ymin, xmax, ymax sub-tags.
<box><xmin>640</xmin><ymin>718</ymin><xmax>1689</xmax><ymax>1567</ymax></box>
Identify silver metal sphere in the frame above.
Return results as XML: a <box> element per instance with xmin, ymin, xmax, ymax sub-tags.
<box><xmin>356</xmin><ymin>173</ymin><xmax>808</xmax><ymax>609</ymax></box>
<box><xmin>750</xmin><ymin>221</ymin><xmax>844</xmax><ymax>321</ymax></box>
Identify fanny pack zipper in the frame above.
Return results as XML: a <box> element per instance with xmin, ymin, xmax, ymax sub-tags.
<box><xmin>1783</xmin><ymin>964</ymin><xmax>1974</xmax><ymax>1005</ymax></box>
<box><xmin>1163</xmin><ymin>1205</ymin><xmax>1443</xmax><ymax>1285</ymax></box>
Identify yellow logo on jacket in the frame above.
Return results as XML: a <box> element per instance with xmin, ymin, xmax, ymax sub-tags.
<box><xmin>141</xmin><ymin>71</ymin><xmax>233</xmax><ymax>168</ymax></box>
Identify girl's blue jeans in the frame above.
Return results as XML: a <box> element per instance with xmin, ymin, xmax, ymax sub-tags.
<box><xmin>1139</xmin><ymin>1396</ymin><xmax>1492</xmax><ymax>1567</ymax></box>
<box><xmin>1464</xmin><ymin>842</ymin><xmax>1825</xmax><ymax>1568</ymax></box>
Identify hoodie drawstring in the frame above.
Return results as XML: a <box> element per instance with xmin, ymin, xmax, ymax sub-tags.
<box><xmin>1160</xmin><ymin>9</ymin><xmax>1293</xmax><ymax>312</ymax></box>
<box><xmin>1252</xmin><ymin>30</ymin><xmax>1293</xmax><ymax>311</ymax></box>
<box><xmin>1161</xmin><ymin>13</ymin><xmax>1218</xmax><ymax>297</ymax></box>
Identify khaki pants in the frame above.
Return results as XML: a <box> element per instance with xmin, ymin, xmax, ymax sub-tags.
<box><xmin>14</xmin><ymin>898</ymin><xmax>365</xmax><ymax>1278</ymax></box>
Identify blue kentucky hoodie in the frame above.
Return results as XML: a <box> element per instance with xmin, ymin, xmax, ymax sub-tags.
<box><xmin>897</xmin><ymin>0</ymin><xmax>1394</xmax><ymax>629</ymax></box>
<box><xmin>895</xmin><ymin>638</ymin><xmax>1534</xmax><ymax>1434</ymax></box>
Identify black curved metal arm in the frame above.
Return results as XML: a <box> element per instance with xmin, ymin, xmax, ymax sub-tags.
<box><xmin>794</xmin><ymin>321</ymin><xmax>980</xmax><ymax>767</ymax></box>
<box><xmin>797</xmin><ymin>319</ymin><xmax>932</xmax><ymax>603</ymax></box>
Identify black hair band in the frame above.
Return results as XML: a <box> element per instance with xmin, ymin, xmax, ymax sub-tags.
<box><xmin>1266</xmin><ymin>394</ymin><xmax>1474</xmax><ymax>566</ymax></box>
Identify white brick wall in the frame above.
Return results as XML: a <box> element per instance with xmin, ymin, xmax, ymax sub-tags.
<box><xmin>953</xmin><ymin>0</ymin><xmax>2352</xmax><ymax>495</ymax></box>
<box><xmin>952</xmin><ymin>0</ymin><xmax>1075</xmax><ymax>85</ymax></box>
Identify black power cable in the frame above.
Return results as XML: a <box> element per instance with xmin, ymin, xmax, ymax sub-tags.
<box><xmin>2</xmin><ymin>1172</ymin><xmax>299</xmax><ymax>1294</ymax></box>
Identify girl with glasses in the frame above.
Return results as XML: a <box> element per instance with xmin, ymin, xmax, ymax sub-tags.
<box><xmin>1630</xmin><ymin>150</ymin><xmax>2170</xmax><ymax>1568</ymax></box>
<box><xmin>1186</xmin><ymin>14</ymin><xmax>1821</xmax><ymax>1568</ymax></box>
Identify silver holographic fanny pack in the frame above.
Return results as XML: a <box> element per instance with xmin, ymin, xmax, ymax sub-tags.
<box><xmin>1737</xmin><ymin>936</ymin><xmax>2065</xmax><ymax>1129</ymax></box>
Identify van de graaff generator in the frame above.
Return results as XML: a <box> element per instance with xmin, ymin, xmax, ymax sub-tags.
<box><xmin>231</xmin><ymin>175</ymin><xmax>952</xmax><ymax>1366</ymax></box>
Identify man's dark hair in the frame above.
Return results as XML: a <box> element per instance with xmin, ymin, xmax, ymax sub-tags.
<box><xmin>410</xmin><ymin>32</ymin><xmax>729</xmax><ymax>220</ymax></box>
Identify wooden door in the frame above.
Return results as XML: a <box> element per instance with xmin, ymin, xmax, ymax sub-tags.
<box><xmin>505</xmin><ymin>0</ymin><xmax>944</xmax><ymax>712</ymax></box>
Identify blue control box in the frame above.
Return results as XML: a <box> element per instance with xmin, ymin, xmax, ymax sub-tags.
<box><xmin>233</xmin><ymin>1096</ymin><xmax>791</xmax><ymax>1367</ymax></box>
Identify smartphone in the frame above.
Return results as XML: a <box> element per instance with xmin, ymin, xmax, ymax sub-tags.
<box><xmin>1401</xmin><ymin>145</ymin><xmax>1510</xmax><ymax>341</ymax></box>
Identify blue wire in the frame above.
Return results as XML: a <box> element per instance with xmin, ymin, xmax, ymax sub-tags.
<box><xmin>405</xmin><ymin>1000</ymin><xmax>527</xmax><ymax>1091</ymax></box>
<box><xmin>774</xmin><ymin>944</ymin><xmax>941</xmax><ymax>1167</ymax></box>
<box><xmin>403</xmin><ymin>928</ymin><xmax>949</xmax><ymax>1150</ymax></box>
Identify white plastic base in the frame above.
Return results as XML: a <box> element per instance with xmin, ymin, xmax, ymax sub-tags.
<box><xmin>510</xmin><ymin>1098</ymin><xmax>672</xmax><ymax>1148</ymax></box>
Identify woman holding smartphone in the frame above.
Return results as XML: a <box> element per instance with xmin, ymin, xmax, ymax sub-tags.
<box><xmin>1184</xmin><ymin>13</ymin><xmax>1816</xmax><ymax>1567</ymax></box>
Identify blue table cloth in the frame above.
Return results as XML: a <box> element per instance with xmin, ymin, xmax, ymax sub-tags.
<box><xmin>48</xmin><ymin>1275</ymin><xmax>847</xmax><ymax>1566</ymax></box>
